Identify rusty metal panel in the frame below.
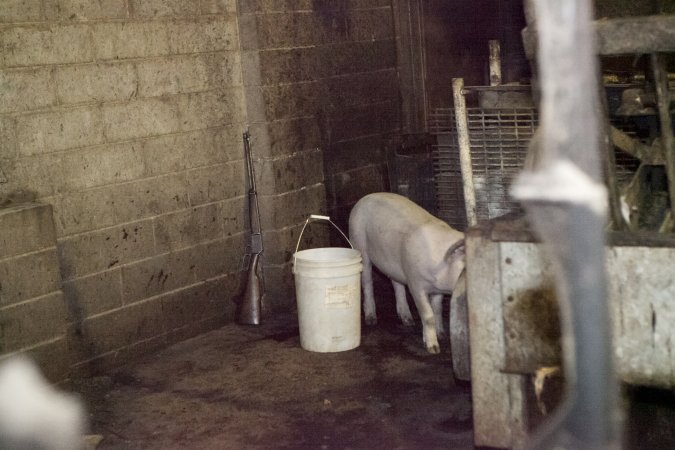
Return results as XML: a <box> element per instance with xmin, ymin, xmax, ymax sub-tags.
<box><xmin>496</xmin><ymin>242</ymin><xmax>675</xmax><ymax>388</ymax></box>
<box><xmin>607</xmin><ymin>247</ymin><xmax>675</xmax><ymax>387</ymax></box>
<box><xmin>449</xmin><ymin>271</ymin><xmax>470</xmax><ymax>381</ymax></box>
<box><xmin>466</xmin><ymin>229</ymin><xmax>527</xmax><ymax>449</ymax></box>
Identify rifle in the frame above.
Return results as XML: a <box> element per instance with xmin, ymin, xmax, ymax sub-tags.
<box><xmin>237</xmin><ymin>130</ymin><xmax>264</xmax><ymax>325</ymax></box>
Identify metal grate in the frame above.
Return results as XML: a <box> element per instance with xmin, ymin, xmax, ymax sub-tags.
<box><xmin>429</xmin><ymin>107</ymin><xmax>537</xmax><ymax>230</ymax></box>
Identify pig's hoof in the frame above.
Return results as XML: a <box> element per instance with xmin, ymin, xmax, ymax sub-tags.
<box><xmin>426</xmin><ymin>343</ymin><xmax>441</xmax><ymax>354</ymax></box>
<box><xmin>401</xmin><ymin>317</ymin><xmax>415</xmax><ymax>327</ymax></box>
<box><xmin>365</xmin><ymin>315</ymin><xmax>378</xmax><ymax>326</ymax></box>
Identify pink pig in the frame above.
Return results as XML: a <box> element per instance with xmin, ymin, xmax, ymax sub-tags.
<box><xmin>349</xmin><ymin>193</ymin><xmax>465</xmax><ymax>353</ymax></box>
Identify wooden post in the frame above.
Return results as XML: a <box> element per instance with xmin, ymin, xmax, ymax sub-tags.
<box><xmin>651</xmin><ymin>53</ymin><xmax>675</xmax><ymax>232</ymax></box>
<box><xmin>489</xmin><ymin>40</ymin><xmax>502</xmax><ymax>86</ymax></box>
<box><xmin>599</xmin><ymin>85</ymin><xmax>627</xmax><ymax>231</ymax></box>
<box><xmin>452</xmin><ymin>78</ymin><xmax>478</xmax><ymax>226</ymax></box>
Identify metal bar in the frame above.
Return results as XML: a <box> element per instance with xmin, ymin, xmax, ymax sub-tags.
<box><xmin>243</xmin><ymin>131</ymin><xmax>263</xmax><ymax>254</ymax></box>
<box><xmin>452</xmin><ymin>78</ymin><xmax>478</xmax><ymax>226</ymax></box>
<box><xmin>651</xmin><ymin>53</ymin><xmax>675</xmax><ymax>231</ymax></box>
<box><xmin>512</xmin><ymin>0</ymin><xmax>621</xmax><ymax>448</ymax></box>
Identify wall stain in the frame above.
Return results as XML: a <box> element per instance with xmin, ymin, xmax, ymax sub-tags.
<box><xmin>503</xmin><ymin>285</ymin><xmax>562</xmax><ymax>370</ymax></box>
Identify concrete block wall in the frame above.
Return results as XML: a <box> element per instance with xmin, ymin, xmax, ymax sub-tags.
<box><xmin>238</xmin><ymin>0</ymin><xmax>400</xmax><ymax>309</ymax></box>
<box><xmin>316</xmin><ymin>1</ymin><xmax>400</xmax><ymax>229</ymax></box>
<box><xmin>0</xmin><ymin>0</ymin><xmax>247</xmax><ymax>376</ymax></box>
<box><xmin>0</xmin><ymin>203</ymin><xmax>68</xmax><ymax>381</ymax></box>
<box><xmin>0</xmin><ymin>0</ymin><xmax>402</xmax><ymax>377</ymax></box>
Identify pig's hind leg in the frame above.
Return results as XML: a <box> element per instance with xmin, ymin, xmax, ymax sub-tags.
<box><xmin>392</xmin><ymin>280</ymin><xmax>414</xmax><ymax>326</ymax></box>
<box><xmin>431</xmin><ymin>294</ymin><xmax>446</xmax><ymax>340</ymax></box>
<box><xmin>410</xmin><ymin>286</ymin><xmax>440</xmax><ymax>354</ymax></box>
<box><xmin>361</xmin><ymin>253</ymin><xmax>378</xmax><ymax>325</ymax></box>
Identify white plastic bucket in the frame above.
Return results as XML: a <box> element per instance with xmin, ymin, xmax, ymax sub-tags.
<box><xmin>293</xmin><ymin>216</ymin><xmax>362</xmax><ymax>353</ymax></box>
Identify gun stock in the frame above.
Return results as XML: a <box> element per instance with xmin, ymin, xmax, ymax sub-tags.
<box><xmin>237</xmin><ymin>253</ymin><xmax>263</xmax><ymax>325</ymax></box>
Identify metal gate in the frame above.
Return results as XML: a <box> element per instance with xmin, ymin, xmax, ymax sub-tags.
<box><xmin>429</xmin><ymin>106</ymin><xmax>537</xmax><ymax>230</ymax></box>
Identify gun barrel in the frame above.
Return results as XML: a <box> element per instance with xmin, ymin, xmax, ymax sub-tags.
<box><xmin>244</xmin><ymin>131</ymin><xmax>262</xmax><ymax>237</ymax></box>
<box><xmin>243</xmin><ymin>131</ymin><xmax>257</xmax><ymax>193</ymax></box>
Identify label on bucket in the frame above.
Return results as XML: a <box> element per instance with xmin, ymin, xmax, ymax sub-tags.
<box><xmin>325</xmin><ymin>284</ymin><xmax>357</xmax><ymax>308</ymax></box>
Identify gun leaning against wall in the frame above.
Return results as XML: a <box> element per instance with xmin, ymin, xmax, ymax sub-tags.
<box><xmin>237</xmin><ymin>130</ymin><xmax>265</xmax><ymax>325</ymax></box>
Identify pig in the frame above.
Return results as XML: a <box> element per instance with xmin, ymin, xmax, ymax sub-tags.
<box><xmin>348</xmin><ymin>192</ymin><xmax>465</xmax><ymax>354</ymax></box>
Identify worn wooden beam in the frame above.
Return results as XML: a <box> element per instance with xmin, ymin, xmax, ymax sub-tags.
<box><xmin>452</xmin><ymin>78</ymin><xmax>478</xmax><ymax>226</ymax></box>
<box><xmin>601</xmin><ymin>88</ymin><xmax>627</xmax><ymax>231</ymax></box>
<box><xmin>523</xmin><ymin>15</ymin><xmax>675</xmax><ymax>59</ymax></box>
<box><xmin>489</xmin><ymin>40</ymin><xmax>502</xmax><ymax>86</ymax></box>
<box><xmin>610</xmin><ymin>126</ymin><xmax>665</xmax><ymax>165</ymax></box>
<box><xmin>483</xmin><ymin>215</ymin><xmax>675</xmax><ymax>247</ymax></box>
<box><xmin>597</xmin><ymin>16</ymin><xmax>675</xmax><ymax>55</ymax></box>
<box><xmin>609</xmin><ymin>230</ymin><xmax>675</xmax><ymax>247</ymax></box>
<box><xmin>651</xmin><ymin>53</ymin><xmax>675</xmax><ymax>232</ymax></box>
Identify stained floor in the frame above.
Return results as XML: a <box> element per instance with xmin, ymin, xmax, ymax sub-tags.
<box><xmin>77</xmin><ymin>310</ymin><xmax>475</xmax><ymax>450</ymax></box>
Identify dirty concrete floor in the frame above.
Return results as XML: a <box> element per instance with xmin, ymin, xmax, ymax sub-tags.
<box><xmin>77</xmin><ymin>311</ymin><xmax>474</xmax><ymax>450</ymax></box>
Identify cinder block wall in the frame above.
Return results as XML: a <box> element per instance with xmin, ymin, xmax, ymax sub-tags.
<box><xmin>239</xmin><ymin>0</ymin><xmax>400</xmax><ymax>309</ymax></box>
<box><xmin>0</xmin><ymin>203</ymin><xmax>69</xmax><ymax>381</ymax></box>
<box><xmin>317</xmin><ymin>1</ymin><xmax>400</xmax><ymax>227</ymax></box>
<box><xmin>0</xmin><ymin>1</ymin><xmax>247</xmax><ymax>376</ymax></box>
<box><xmin>0</xmin><ymin>0</ymin><xmax>401</xmax><ymax>377</ymax></box>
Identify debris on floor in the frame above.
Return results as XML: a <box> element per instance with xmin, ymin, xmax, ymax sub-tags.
<box><xmin>76</xmin><ymin>313</ymin><xmax>474</xmax><ymax>449</ymax></box>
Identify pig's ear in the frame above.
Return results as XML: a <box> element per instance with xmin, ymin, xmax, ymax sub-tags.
<box><xmin>444</xmin><ymin>239</ymin><xmax>465</xmax><ymax>263</ymax></box>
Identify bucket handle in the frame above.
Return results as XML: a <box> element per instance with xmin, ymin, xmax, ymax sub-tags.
<box><xmin>294</xmin><ymin>215</ymin><xmax>354</xmax><ymax>257</ymax></box>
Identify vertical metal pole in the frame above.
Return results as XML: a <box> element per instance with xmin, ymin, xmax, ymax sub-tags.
<box><xmin>489</xmin><ymin>40</ymin><xmax>502</xmax><ymax>86</ymax></box>
<box><xmin>651</xmin><ymin>53</ymin><xmax>675</xmax><ymax>229</ymax></box>
<box><xmin>452</xmin><ymin>78</ymin><xmax>478</xmax><ymax>226</ymax></box>
<box><xmin>511</xmin><ymin>0</ymin><xmax>621</xmax><ymax>448</ymax></box>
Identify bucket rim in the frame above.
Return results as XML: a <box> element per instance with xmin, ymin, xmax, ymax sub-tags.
<box><xmin>293</xmin><ymin>247</ymin><xmax>362</xmax><ymax>264</ymax></box>
<box><xmin>293</xmin><ymin>247</ymin><xmax>363</xmax><ymax>269</ymax></box>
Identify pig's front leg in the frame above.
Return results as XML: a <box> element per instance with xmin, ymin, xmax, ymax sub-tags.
<box><xmin>431</xmin><ymin>294</ymin><xmax>446</xmax><ymax>340</ymax></box>
<box><xmin>361</xmin><ymin>253</ymin><xmax>377</xmax><ymax>325</ymax></box>
<box><xmin>410</xmin><ymin>286</ymin><xmax>440</xmax><ymax>354</ymax></box>
<box><xmin>392</xmin><ymin>280</ymin><xmax>414</xmax><ymax>326</ymax></box>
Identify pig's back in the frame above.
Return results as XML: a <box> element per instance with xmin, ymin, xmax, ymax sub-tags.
<box><xmin>349</xmin><ymin>193</ymin><xmax>449</xmax><ymax>282</ymax></box>
<box><xmin>353</xmin><ymin>192</ymin><xmax>436</xmax><ymax>233</ymax></box>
